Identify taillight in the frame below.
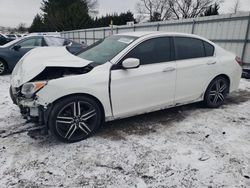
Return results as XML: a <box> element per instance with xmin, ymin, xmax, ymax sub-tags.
<box><xmin>235</xmin><ymin>56</ymin><xmax>243</xmax><ymax>67</ymax></box>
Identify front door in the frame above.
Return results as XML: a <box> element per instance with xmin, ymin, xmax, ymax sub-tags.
<box><xmin>111</xmin><ymin>37</ymin><xmax>176</xmax><ymax>118</ymax></box>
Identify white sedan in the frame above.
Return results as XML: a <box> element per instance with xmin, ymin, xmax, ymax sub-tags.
<box><xmin>10</xmin><ymin>32</ymin><xmax>242</xmax><ymax>142</ymax></box>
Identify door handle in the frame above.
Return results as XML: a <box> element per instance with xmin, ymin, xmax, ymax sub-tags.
<box><xmin>207</xmin><ymin>62</ymin><xmax>216</xmax><ymax>65</ymax></box>
<box><xmin>163</xmin><ymin>67</ymin><xmax>176</xmax><ymax>72</ymax></box>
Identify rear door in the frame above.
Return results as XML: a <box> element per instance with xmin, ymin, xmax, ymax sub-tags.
<box><xmin>111</xmin><ymin>37</ymin><xmax>176</xmax><ymax>118</ymax></box>
<box><xmin>174</xmin><ymin>37</ymin><xmax>217</xmax><ymax>104</ymax></box>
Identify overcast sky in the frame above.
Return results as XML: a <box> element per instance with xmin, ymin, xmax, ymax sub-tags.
<box><xmin>0</xmin><ymin>0</ymin><xmax>250</xmax><ymax>27</ymax></box>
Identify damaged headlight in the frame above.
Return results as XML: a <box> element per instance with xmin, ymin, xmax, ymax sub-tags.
<box><xmin>21</xmin><ymin>81</ymin><xmax>47</xmax><ymax>98</ymax></box>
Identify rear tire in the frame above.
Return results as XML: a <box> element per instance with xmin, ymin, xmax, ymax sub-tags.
<box><xmin>48</xmin><ymin>95</ymin><xmax>102</xmax><ymax>143</ymax></box>
<box><xmin>204</xmin><ymin>77</ymin><xmax>229</xmax><ymax>108</ymax></box>
<box><xmin>0</xmin><ymin>60</ymin><xmax>7</xmax><ymax>75</ymax></box>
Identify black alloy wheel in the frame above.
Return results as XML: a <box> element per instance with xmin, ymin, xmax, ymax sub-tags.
<box><xmin>49</xmin><ymin>95</ymin><xmax>102</xmax><ymax>143</ymax></box>
<box><xmin>0</xmin><ymin>60</ymin><xmax>7</xmax><ymax>75</ymax></box>
<box><xmin>204</xmin><ymin>76</ymin><xmax>229</xmax><ymax>108</ymax></box>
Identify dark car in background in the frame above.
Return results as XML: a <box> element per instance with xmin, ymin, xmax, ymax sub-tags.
<box><xmin>6</xmin><ymin>34</ymin><xmax>19</xmax><ymax>40</ymax></box>
<box><xmin>0</xmin><ymin>34</ymin><xmax>13</xmax><ymax>46</ymax></box>
<box><xmin>0</xmin><ymin>35</ymin><xmax>86</xmax><ymax>75</ymax></box>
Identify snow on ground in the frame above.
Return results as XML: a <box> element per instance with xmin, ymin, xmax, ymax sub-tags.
<box><xmin>0</xmin><ymin>75</ymin><xmax>250</xmax><ymax>188</ymax></box>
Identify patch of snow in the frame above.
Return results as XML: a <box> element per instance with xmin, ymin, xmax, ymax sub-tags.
<box><xmin>0</xmin><ymin>75</ymin><xmax>250</xmax><ymax>187</ymax></box>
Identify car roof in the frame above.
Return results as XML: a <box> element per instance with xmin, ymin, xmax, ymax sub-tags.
<box><xmin>117</xmin><ymin>31</ymin><xmax>206</xmax><ymax>40</ymax></box>
<box><xmin>117</xmin><ymin>31</ymin><xmax>214</xmax><ymax>45</ymax></box>
<box><xmin>116</xmin><ymin>31</ymin><xmax>156</xmax><ymax>37</ymax></box>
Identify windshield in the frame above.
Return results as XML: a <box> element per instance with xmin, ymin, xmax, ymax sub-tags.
<box><xmin>77</xmin><ymin>35</ymin><xmax>138</xmax><ymax>64</ymax></box>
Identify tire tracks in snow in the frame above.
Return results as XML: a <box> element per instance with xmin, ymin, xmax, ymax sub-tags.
<box><xmin>0</xmin><ymin>122</ymin><xmax>43</xmax><ymax>138</ymax></box>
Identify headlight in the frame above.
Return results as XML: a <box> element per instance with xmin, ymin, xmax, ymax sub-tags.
<box><xmin>21</xmin><ymin>81</ymin><xmax>47</xmax><ymax>98</ymax></box>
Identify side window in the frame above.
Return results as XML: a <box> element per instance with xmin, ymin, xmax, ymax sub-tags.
<box><xmin>19</xmin><ymin>38</ymin><xmax>42</xmax><ymax>48</ymax></box>
<box><xmin>123</xmin><ymin>37</ymin><xmax>172</xmax><ymax>65</ymax></box>
<box><xmin>44</xmin><ymin>37</ymin><xmax>65</xmax><ymax>46</ymax></box>
<box><xmin>175</xmin><ymin>37</ymin><xmax>205</xmax><ymax>60</ymax></box>
<box><xmin>64</xmin><ymin>39</ymin><xmax>73</xmax><ymax>46</ymax></box>
<box><xmin>204</xmin><ymin>41</ymin><xmax>214</xmax><ymax>56</ymax></box>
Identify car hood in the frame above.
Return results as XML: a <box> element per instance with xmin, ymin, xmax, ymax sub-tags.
<box><xmin>11</xmin><ymin>47</ymin><xmax>92</xmax><ymax>87</ymax></box>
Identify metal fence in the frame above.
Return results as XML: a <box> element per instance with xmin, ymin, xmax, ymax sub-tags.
<box><xmin>61</xmin><ymin>12</ymin><xmax>250</xmax><ymax>67</ymax></box>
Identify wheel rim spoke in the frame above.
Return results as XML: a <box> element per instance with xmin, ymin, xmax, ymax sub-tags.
<box><xmin>209</xmin><ymin>90</ymin><xmax>216</xmax><ymax>97</ymax></box>
<box><xmin>80</xmin><ymin>122</ymin><xmax>91</xmax><ymax>132</ymax></box>
<box><xmin>72</xmin><ymin>102</ymin><xmax>82</xmax><ymax>117</ymax></box>
<box><xmin>81</xmin><ymin>110</ymin><xmax>96</xmax><ymax>121</ymax></box>
<box><xmin>65</xmin><ymin>124</ymin><xmax>77</xmax><ymax>139</ymax></box>
<box><xmin>219</xmin><ymin>84</ymin><xmax>227</xmax><ymax>93</ymax></box>
<box><xmin>213</xmin><ymin>94</ymin><xmax>219</xmax><ymax>104</ymax></box>
<box><xmin>0</xmin><ymin>63</ymin><xmax>4</xmax><ymax>73</ymax></box>
<box><xmin>68</xmin><ymin>125</ymin><xmax>77</xmax><ymax>139</ymax></box>
<box><xmin>73</xmin><ymin>102</ymin><xmax>77</xmax><ymax>117</ymax></box>
<box><xmin>56</xmin><ymin>116</ymin><xmax>73</xmax><ymax>124</ymax></box>
<box><xmin>77</xmin><ymin>102</ymin><xmax>81</xmax><ymax>116</ymax></box>
<box><xmin>79</xmin><ymin>122</ymin><xmax>91</xmax><ymax>135</ymax></box>
<box><xmin>56</xmin><ymin>120</ymin><xmax>73</xmax><ymax>124</ymax></box>
<box><xmin>218</xmin><ymin>93</ymin><xmax>225</xmax><ymax>101</ymax></box>
<box><xmin>215</xmin><ymin>81</ymin><xmax>220</xmax><ymax>91</ymax></box>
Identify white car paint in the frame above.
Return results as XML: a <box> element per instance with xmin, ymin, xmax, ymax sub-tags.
<box><xmin>111</xmin><ymin>61</ymin><xmax>176</xmax><ymax>118</ymax></box>
<box><xmin>11</xmin><ymin>47</ymin><xmax>91</xmax><ymax>87</ymax></box>
<box><xmin>11</xmin><ymin>32</ymin><xmax>242</xmax><ymax>122</ymax></box>
<box><xmin>36</xmin><ymin>62</ymin><xmax>113</xmax><ymax>119</ymax></box>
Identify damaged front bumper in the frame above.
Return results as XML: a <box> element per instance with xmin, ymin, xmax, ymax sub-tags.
<box><xmin>10</xmin><ymin>86</ymin><xmax>52</xmax><ymax>129</ymax></box>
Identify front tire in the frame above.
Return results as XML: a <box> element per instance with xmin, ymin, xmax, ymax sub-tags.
<box><xmin>204</xmin><ymin>77</ymin><xmax>229</xmax><ymax>108</ymax></box>
<box><xmin>48</xmin><ymin>95</ymin><xmax>102</xmax><ymax>143</ymax></box>
<box><xmin>0</xmin><ymin>60</ymin><xmax>7</xmax><ymax>75</ymax></box>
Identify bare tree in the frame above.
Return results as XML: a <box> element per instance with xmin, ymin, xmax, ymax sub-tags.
<box><xmin>231</xmin><ymin>0</ymin><xmax>240</xmax><ymax>14</ymax></box>
<box><xmin>136</xmin><ymin>0</ymin><xmax>223</xmax><ymax>21</ymax></box>
<box><xmin>17</xmin><ymin>23</ymin><xmax>28</xmax><ymax>33</ymax></box>
<box><xmin>136</xmin><ymin>0</ymin><xmax>172</xmax><ymax>21</ymax></box>
<box><xmin>169</xmin><ymin>0</ymin><xmax>221</xmax><ymax>19</ymax></box>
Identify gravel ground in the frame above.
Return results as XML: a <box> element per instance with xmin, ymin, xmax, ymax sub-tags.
<box><xmin>0</xmin><ymin>75</ymin><xmax>250</xmax><ymax>188</ymax></box>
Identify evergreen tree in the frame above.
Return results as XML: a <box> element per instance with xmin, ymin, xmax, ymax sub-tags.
<box><xmin>41</xmin><ymin>0</ymin><xmax>92</xmax><ymax>31</ymax></box>
<box><xmin>29</xmin><ymin>14</ymin><xmax>45</xmax><ymax>32</ymax></box>
<box><xmin>93</xmin><ymin>11</ymin><xmax>136</xmax><ymax>28</ymax></box>
<box><xmin>29</xmin><ymin>1</ymin><xmax>135</xmax><ymax>32</ymax></box>
<box><xmin>204</xmin><ymin>3</ymin><xmax>220</xmax><ymax>16</ymax></box>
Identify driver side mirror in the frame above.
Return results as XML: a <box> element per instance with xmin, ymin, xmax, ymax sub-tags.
<box><xmin>122</xmin><ymin>58</ymin><xmax>140</xmax><ymax>69</ymax></box>
<box><xmin>13</xmin><ymin>45</ymin><xmax>21</xmax><ymax>51</ymax></box>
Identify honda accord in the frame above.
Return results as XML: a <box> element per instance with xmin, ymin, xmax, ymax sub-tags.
<box><xmin>10</xmin><ymin>32</ymin><xmax>242</xmax><ymax>142</ymax></box>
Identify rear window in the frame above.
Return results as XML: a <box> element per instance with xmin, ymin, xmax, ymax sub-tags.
<box><xmin>175</xmin><ymin>37</ymin><xmax>205</xmax><ymax>60</ymax></box>
<box><xmin>44</xmin><ymin>37</ymin><xmax>65</xmax><ymax>46</ymax></box>
<box><xmin>204</xmin><ymin>41</ymin><xmax>214</xmax><ymax>56</ymax></box>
